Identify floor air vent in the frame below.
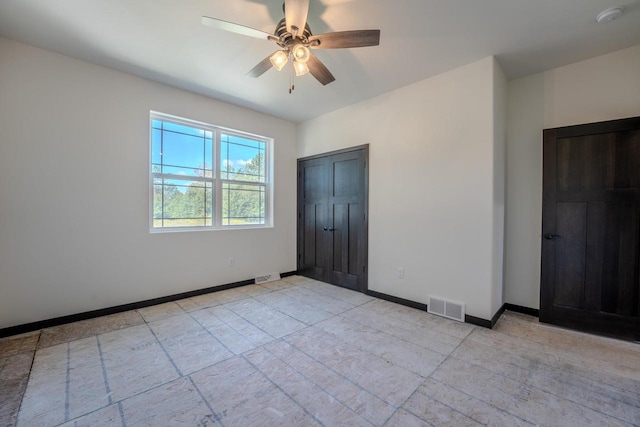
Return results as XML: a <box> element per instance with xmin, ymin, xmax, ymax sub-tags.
<box><xmin>427</xmin><ymin>296</ymin><xmax>465</xmax><ymax>322</ymax></box>
<box><xmin>255</xmin><ymin>272</ymin><xmax>281</xmax><ymax>285</ymax></box>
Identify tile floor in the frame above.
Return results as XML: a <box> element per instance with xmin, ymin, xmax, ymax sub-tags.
<box><xmin>1</xmin><ymin>275</ymin><xmax>639</xmax><ymax>426</ymax></box>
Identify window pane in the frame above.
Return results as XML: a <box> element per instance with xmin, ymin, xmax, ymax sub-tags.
<box><xmin>204</xmin><ymin>132</ymin><xmax>213</xmax><ymax>177</ymax></box>
<box><xmin>159</xmin><ymin>121</ymin><xmax>206</xmax><ymax>138</ymax></box>
<box><xmin>153</xmin><ymin>178</ymin><xmax>213</xmax><ymax>228</ymax></box>
<box><xmin>220</xmin><ymin>134</ymin><xmax>265</xmax><ymax>182</ymax></box>
<box><xmin>151</xmin><ymin>128</ymin><xmax>162</xmax><ymax>170</ymax></box>
<box><xmin>151</xmin><ymin>121</ymin><xmax>213</xmax><ymax>178</ymax></box>
<box><xmin>222</xmin><ymin>182</ymin><xmax>265</xmax><ymax>225</ymax></box>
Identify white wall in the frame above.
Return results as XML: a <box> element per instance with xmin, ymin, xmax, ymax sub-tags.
<box><xmin>492</xmin><ymin>59</ymin><xmax>508</xmax><ymax>317</ymax></box>
<box><xmin>504</xmin><ymin>44</ymin><xmax>640</xmax><ymax>309</ymax></box>
<box><xmin>503</xmin><ymin>73</ymin><xmax>545</xmax><ymax>309</ymax></box>
<box><xmin>0</xmin><ymin>38</ymin><xmax>297</xmax><ymax>329</ymax></box>
<box><xmin>6</xmin><ymin>35</ymin><xmax>635</xmax><ymax>330</ymax></box>
<box><xmin>298</xmin><ymin>57</ymin><xmax>506</xmax><ymax>321</ymax></box>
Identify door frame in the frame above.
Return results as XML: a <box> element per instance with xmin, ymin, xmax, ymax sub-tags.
<box><xmin>297</xmin><ymin>144</ymin><xmax>369</xmax><ymax>293</ymax></box>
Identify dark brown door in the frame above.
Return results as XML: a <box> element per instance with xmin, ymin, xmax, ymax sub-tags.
<box><xmin>541</xmin><ymin>116</ymin><xmax>640</xmax><ymax>341</ymax></box>
<box><xmin>297</xmin><ymin>146</ymin><xmax>368</xmax><ymax>292</ymax></box>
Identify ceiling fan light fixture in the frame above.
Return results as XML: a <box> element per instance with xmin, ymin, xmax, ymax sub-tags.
<box><xmin>294</xmin><ymin>61</ymin><xmax>309</xmax><ymax>76</ymax></box>
<box><xmin>270</xmin><ymin>50</ymin><xmax>289</xmax><ymax>71</ymax></box>
<box><xmin>292</xmin><ymin>44</ymin><xmax>310</xmax><ymax>63</ymax></box>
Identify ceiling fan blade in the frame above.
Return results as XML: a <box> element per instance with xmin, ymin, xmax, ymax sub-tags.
<box><xmin>284</xmin><ymin>0</ymin><xmax>309</xmax><ymax>35</ymax></box>
<box><xmin>246</xmin><ymin>53</ymin><xmax>276</xmax><ymax>78</ymax></box>
<box><xmin>307</xmin><ymin>53</ymin><xmax>335</xmax><ymax>85</ymax></box>
<box><xmin>201</xmin><ymin>16</ymin><xmax>276</xmax><ymax>41</ymax></box>
<box><xmin>309</xmin><ymin>30</ymin><xmax>380</xmax><ymax>49</ymax></box>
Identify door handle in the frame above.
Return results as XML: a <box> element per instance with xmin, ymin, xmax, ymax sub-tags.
<box><xmin>544</xmin><ymin>234</ymin><xmax>561</xmax><ymax>240</ymax></box>
<box><xmin>323</xmin><ymin>227</ymin><xmax>328</xmax><ymax>231</ymax></box>
<box><xmin>328</xmin><ymin>228</ymin><xmax>335</xmax><ymax>231</ymax></box>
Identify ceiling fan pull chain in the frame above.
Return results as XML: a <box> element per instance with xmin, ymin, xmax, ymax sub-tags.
<box><xmin>289</xmin><ymin>57</ymin><xmax>294</xmax><ymax>93</ymax></box>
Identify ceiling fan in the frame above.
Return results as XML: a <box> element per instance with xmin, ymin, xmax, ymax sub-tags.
<box><xmin>202</xmin><ymin>0</ymin><xmax>380</xmax><ymax>92</ymax></box>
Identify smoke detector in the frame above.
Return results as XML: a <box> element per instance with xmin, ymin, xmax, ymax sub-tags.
<box><xmin>596</xmin><ymin>7</ymin><xmax>624</xmax><ymax>23</ymax></box>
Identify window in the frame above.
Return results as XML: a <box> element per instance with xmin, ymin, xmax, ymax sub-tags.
<box><xmin>150</xmin><ymin>112</ymin><xmax>272</xmax><ymax>231</ymax></box>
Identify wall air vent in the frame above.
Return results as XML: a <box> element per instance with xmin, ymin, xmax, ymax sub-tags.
<box><xmin>255</xmin><ymin>272</ymin><xmax>281</xmax><ymax>285</ymax></box>
<box><xmin>427</xmin><ymin>295</ymin><xmax>465</xmax><ymax>322</ymax></box>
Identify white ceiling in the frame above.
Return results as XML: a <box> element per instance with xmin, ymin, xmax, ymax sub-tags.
<box><xmin>1</xmin><ymin>0</ymin><xmax>639</xmax><ymax>122</ymax></box>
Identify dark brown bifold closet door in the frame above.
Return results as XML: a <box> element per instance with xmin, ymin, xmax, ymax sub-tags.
<box><xmin>297</xmin><ymin>146</ymin><xmax>368</xmax><ymax>292</ymax></box>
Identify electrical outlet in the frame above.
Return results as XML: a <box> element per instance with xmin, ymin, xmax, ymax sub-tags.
<box><xmin>228</xmin><ymin>258</ymin><xmax>235</xmax><ymax>267</ymax></box>
<box><xmin>397</xmin><ymin>267</ymin><xmax>404</xmax><ymax>279</ymax></box>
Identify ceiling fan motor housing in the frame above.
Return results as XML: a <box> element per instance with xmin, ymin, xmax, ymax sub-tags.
<box><xmin>274</xmin><ymin>18</ymin><xmax>313</xmax><ymax>47</ymax></box>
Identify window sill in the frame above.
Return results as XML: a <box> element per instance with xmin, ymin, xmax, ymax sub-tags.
<box><xmin>149</xmin><ymin>224</ymin><xmax>273</xmax><ymax>234</ymax></box>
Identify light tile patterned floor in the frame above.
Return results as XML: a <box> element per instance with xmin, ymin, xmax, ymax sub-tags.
<box><xmin>1</xmin><ymin>275</ymin><xmax>639</xmax><ymax>426</ymax></box>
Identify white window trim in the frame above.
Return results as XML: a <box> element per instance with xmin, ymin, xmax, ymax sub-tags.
<box><xmin>149</xmin><ymin>111</ymin><xmax>273</xmax><ymax>233</ymax></box>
